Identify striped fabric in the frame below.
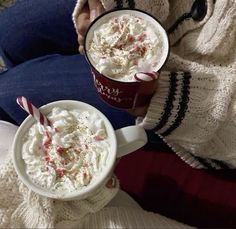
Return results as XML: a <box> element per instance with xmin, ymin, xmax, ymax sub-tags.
<box><xmin>115</xmin><ymin>0</ymin><xmax>135</xmax><ymax>9</ymax></box>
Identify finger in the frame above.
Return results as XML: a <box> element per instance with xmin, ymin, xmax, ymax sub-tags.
<box><xmin>76</xmin><ymin>4</ymin><xmax>90</xmax><ymax>36</ymax></box>
<box><xmin>78</xmin><ymin>33</ymin><xmax>84</xmax><ymax>46</ymax></box>
<box><xmin>88</xmin><ymin>0</ymin><xmax>105</xmax><ymax>22</ymax></box>
<box><xmin>77</xmin><ymin>18</ymin><xmax>90</xmax><ymax>37</ymax></box>
<box><xmin>126</xmin><ymin>106</ymin><xmax>149</xmax><ymax>117</ymax></box>
<box><xmin>79</xmin><ymin>45</ymin><xmax>85</xmax><ymax>54</ymax></box>
<box><xmin>77</xmin><ymin>34</ymin><xmax>85</xmax><ymax>53</ymax></box>
<box><xmin>88</xmin><ymin>0</ymin><xmax>98</xmax><ymax>21</ymax></box>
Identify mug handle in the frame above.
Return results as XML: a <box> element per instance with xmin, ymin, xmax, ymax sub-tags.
<box><xmin>115</xmin><ymin>126</ymin><xmax>148</xmax><ymax>158</ymax></box>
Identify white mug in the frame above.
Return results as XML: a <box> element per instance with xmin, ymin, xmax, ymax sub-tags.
<box><xmin>12</xmin><ymin>100</ymin><xmax>147</xmax><ymax>200</ymax></box>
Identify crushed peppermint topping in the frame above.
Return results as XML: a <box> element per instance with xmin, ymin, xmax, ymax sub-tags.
<box><xmin>88</xmin><ymin>14</ymin><xmax>164</xmax><ymax>81</ymax></box>
<box><xmin>22</xmin><ymin>107</ymin><xmax>110</xmax><ymax>194</ymax></box>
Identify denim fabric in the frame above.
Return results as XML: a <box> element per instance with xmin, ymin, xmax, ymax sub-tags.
<box><xmin>0</xmin><ymin>0</ymin><xmax>135</xmax><ymax>129</ymax></box>
<box><xmin>0</xmin><ymin>0</ymin><xmax>78</xmax><ymax>65</ymax></box>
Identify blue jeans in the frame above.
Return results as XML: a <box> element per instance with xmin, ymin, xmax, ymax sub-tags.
<box><xmin>0</xmin><ymin>0</ymin><xmax>135</xmax><ymax>129</ymax></box>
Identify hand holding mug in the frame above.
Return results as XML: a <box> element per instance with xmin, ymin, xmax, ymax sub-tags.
<box><xmin>84</xmin><ymin>9</ymin><xmax>169</xmax><ymax>109</ymax></box>
<box><xmin>126</xmin><ymin>105</ymin><xmax>149</xmax><ymax>117</ymax></box>
<box><xmin>76</xmin><ymin>0</ymin><xmax>105</xmax><ymax>53</ymax></box>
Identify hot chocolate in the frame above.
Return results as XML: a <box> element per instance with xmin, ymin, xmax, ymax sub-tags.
<box><xmin>87</xmin><ymin>13</ymin><xmax>164</xmax><ymax>82</ymax></box>
<box><xmin>22</xmin><ymin>107</ymin><xmax>110</xmax><ymax>194</ymax></box>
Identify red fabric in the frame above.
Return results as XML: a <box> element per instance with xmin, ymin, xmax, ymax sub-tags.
<box><xmin>115</xmin><ymin>144</ymin><xmax>236</xmax><ymax>228</ymax></box>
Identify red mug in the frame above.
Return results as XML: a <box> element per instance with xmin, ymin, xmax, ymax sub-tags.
<box><xmin>84</xmin><ymin>9</ymin><xmax>169</xmax><ymax>109</ymax></box>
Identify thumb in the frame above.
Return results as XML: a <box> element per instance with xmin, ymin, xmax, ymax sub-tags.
<box><xmin>88</xmin><ymin>0</ymin><xmax>104</xmax><ymax>22</ymax></box>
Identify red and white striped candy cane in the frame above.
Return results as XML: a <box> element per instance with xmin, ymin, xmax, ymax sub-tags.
<box><xmin>16</xmin><ymin>96</ymin><xmax>51</xmax><ymax>127</ymax></box>
<box><xmin>134</xmin><ymin>71</ymin><xmax>159</xmax><ymax>82</ymax></box>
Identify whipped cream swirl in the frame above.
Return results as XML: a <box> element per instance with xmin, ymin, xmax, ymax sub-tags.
<box><xmin>88</xmin><ymin>14</ymin><xmax>164</xmax><ymax>81</ymax></box>
<box><xmin>22</xmin><ymin>107</ymin><xmax>110</xmax><ymax>194</ymax></box>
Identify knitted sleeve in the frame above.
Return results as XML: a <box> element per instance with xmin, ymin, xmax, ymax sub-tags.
<box><xmin>0</xmin><ymin>157</ymin><xmax>119</xmax><ymax>228</ymax></box>
<box><xmin>72</xmin><ymin>0</ymin><xmax>170</xmax><ymax>28</ymax></box>
<box><xmin>100</xmin><ymin>0</ymin><xmax>169</xmax><ymax>22</ymax></box>
<box><xmin>80</xmin><ymin>206</ymin><xmax>195</xmax><ymax>228</ymax></box>
<box><xmin>137</xmin><ymin>55</ymin><xmax>236</xmax><ymax>168</ymax></box>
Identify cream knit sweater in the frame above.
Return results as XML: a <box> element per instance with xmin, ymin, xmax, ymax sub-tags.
<box><xmin>0</xmin><ymin>121</ymin><xmax>193</xmax><ymax>228</ymax></box>
<box><xmin>0</xmin><ymin>0</ymin><xmax>235</xmax><ymax>228</ymax></box>
<box><xmin>73</xmin><ymin>0</ymin><xmax>236</xmax><ymax>169</ymax></box>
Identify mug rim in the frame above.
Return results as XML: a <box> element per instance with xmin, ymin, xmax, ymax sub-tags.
<box><xmin>12</xmin><ymin>100</ymin><xmax>117</xmax><ymax>200</ymax></box>
<box><xmin>84</xmin><ymin>8</ymin><xmax>170</xmax><ymax>84</ymax></box>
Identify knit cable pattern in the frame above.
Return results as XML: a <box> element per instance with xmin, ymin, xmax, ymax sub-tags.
<box><xmin>0</xmin><ymin>156</ymin><xmax>119</xmax><ymax>228</ymax></box>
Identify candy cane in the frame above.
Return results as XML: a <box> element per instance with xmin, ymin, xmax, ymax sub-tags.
<box><xmin>16</xmin><ymin>96</ymin><xmax>51</xmax><ymax>127</ymax></box>
<box><xmin>134</xmin><ymin>72</ymin><xmax>158</xmax><ymax>82</ymax></box>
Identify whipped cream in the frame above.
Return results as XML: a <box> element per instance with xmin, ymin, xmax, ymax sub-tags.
<box><xmin>88</xmin><ymin>14</ymin><xmax>164</xmax><ymax>82</ymax></box>
<box><xmin>22</xmin><ymin>107</ymin><xmax>110</xmax><ymax>194</ymax></box>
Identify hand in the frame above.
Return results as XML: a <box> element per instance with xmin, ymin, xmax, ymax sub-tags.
<box><xmin>126</xmin><ymin>106</ymin><xmax>149</xmax><ymax>117</ymax></box>
<box><xmin>127</xmin><ymin>75</ymin><xmax>159</xmax><ymax>117</ymax></box>
<box><xmin>76</xmin><ymin>0</ymin><xmax>105</xmax><ymax>54</ymax></box>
